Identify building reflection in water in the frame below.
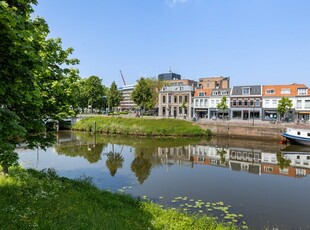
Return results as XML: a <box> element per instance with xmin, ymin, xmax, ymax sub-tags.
<box><xmin>156</xmin><ymin>144</ymin><xmax>310</xmax><ymax>178</ymax></box>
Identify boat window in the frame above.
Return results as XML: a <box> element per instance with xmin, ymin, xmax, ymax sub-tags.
<box><xmin>297</xmin><ymin>132</ymin><xmax>301</xmax><ymax>135</ymax></box>
<box><xmin>308</xmin><ymin>133</ymin><xmax>310</xmax><ymax>137</ymax></box>
<box><xmin>297</xmin><ymin>156</ymin><xmax>300</xmax><ymax>159</ymax></box>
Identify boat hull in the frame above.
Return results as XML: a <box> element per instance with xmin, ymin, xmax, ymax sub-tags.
<box><xmin>282</xmin><ymin>133</ymin><xmax>310</xmax><ymax>146</ymax></box>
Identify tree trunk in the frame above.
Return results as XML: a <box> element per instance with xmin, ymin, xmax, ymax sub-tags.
<box><xmin>1</xmin><ymin>164</ymin><xmax>9</xmax><ymax>174</ymax></box>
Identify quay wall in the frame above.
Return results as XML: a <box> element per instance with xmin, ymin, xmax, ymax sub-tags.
<box><xmin>198</xmin><ymin>120</ymin><xmax>287</xmax><ymax>141</ymax></box>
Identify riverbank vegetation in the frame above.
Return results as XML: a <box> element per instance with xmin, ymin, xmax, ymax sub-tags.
<box><xmin>73</xmin><ymin>117</ymin><xmax>212</xmax><ymax>137</ymax></box>
<box><xmin>0</xmin><ymin>167</ymin><xmax>240</xmax><ymax>229</ymax></box>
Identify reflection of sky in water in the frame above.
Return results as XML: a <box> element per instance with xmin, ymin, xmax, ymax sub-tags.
<box><xmin>17</xmin><ymin>134</ymin><xmax>310</xmax><ymax>230</ymax></box>
<box><xmin>17</xmin><ymin>145</ymin><xmax>137</xmax><ymax>192</ymax></box>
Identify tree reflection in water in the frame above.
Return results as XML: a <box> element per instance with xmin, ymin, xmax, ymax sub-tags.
<box><xmin>131</xmin><ymin>149</ymin><xmax>152</xmax><ymax>185</ymax></box>
<box><xmin>105</xmin><ymin>144</ymin><xmax>124</xmax><ymax>177</ymax></box>
<box><xmin>277</xmin><ymin>153</ymin><xmax>291</xmax><ymax>169</ymax></box>
<box><xmin>216</xmin><ymin>148</ymin><xmax>227</xmax><ymax>165</ymax></box>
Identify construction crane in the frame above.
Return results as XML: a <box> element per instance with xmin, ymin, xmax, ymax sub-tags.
<box><xmin>120</xmin><ymin>70</ymin><xmax>126</xmax><ymax>86</ymax></box>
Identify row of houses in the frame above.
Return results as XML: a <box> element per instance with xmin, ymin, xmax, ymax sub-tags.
<box><xmin>120</xmin><ymin>73</ymin><xmax>310</xmax><ymax>122</ymax></box>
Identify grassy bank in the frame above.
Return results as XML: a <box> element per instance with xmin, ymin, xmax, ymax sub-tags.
<box><xmin>73</xmin><ymin>117</ymin><xmax>212</xmax><ymax>137</ymax></box>
<box><xmin>0</xmin><ymin>167</ymin><xmax>239</xmax><ymax>229</ymax></box>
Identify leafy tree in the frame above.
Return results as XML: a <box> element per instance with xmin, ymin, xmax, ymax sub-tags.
<box><xmin>107</xmin><ymin>81</ymin><xmax>122</xmax><ymax>111</ymax></box>
<box><xmin>216</xmin><ymin>96</ymin><xmax>228</xmax><ymax>118</ymax></box>
<box><xmin>277</xmin><ymin>97</ymin><xmax>293</xmax><ymax>120</ymax></box>
<box><xmin>131</xmin><ymin>77</ymin><xmax>153</xmax><ymax>112</ymax></box>
<box><xmin>0</xmin><ymin>0</ymin><xmax>79</xmax><ymax>173</ymax></box>
<box><xmin>82</xmin><ymin>76</ymin><xmax>105</xmax><ymax>113</ymax></box>
<box><xmin>145</xmin><ymin>77</ymin><xmax>164</xmax><ymax>110</ymax></box>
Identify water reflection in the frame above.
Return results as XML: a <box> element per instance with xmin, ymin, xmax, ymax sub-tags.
<box><xmin>51</xmin><ymin>131</ymin><xmax>310</xmax><ymax>180</ymax></box>
<box><xmin>17</xmin><ymin>131</ymin><xmax>310</xmax><ymax>229</ymax></box>
<box><xmin>106</xmin><ymin>144</ymin><xmax>124</xmax><ymax>177</ymax></box>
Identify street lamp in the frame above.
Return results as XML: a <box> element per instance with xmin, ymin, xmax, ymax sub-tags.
<box><xmin>252</xmin><ymin>104</ymin><xmax>255</xmax><ymax>126</ymax></box>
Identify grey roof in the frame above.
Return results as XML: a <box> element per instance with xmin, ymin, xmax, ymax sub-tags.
<box><xmin>231</xmin><ymin>85</ymin><xmax>262</xmax><ymax>96</ymax></box>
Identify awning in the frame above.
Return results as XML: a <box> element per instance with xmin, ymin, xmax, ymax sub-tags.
<box><xmin>195</xmin><ymin>109</ymin><xmax>208</xmax><ymax>112</ymax></box>
<box><xmin>297</xmin><ymin>112</ymin><xmax>310</xmax><ymax>114</ymax></box>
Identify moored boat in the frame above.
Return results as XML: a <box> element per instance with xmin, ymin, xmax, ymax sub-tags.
<box><xmin>281</xmin><ymin>128</ymin><xmax>310</xmax><ymax>146</ymax></box>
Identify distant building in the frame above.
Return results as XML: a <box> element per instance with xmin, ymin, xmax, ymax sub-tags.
<box><xmin>158</xmin><ymin>72</ymin><xmax>181</xmax><ymax>81</ymax></box>
<box><xmin>262</xmin><ymin>83</ymin><xmax>307</xmax><ymax>121</ymax></box>
<box><xmin>119</xmin><ymin>84</ymin><xmax>137</xmax><ymax>111</ymax></box>
<box><xmin>193</xmin><ymin>76</ymin><xmax>230</xmax><ymax>119</ymax></box>
<box><xmin>158</xmin><ymin>78</ymin><xmax>197</xmax><ymax>118</ymax></box>
<box><xmin>230</xmin><ymin>85</ymin><xmax>262</xmax><ymax>120</ymax></box>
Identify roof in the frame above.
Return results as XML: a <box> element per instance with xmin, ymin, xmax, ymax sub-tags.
<box><xmin>262</xmin><ymin>84</ymin><xmax>307</xmax><ymax>97</ymax></box>
<box><xmin>194</xmin><ymin>88</ymin><xmax>212</xmax><ymax>97</ymax></box>
<box><xmin>231</xmin><ymin>85</ymin><xmax>262</xmax><ymax>96</ymax></box>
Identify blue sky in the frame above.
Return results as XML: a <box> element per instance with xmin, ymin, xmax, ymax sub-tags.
<box><xmin>33</xmin><ymin>0</ymin><xmax>310</xmax><ymax>87</ymax></box>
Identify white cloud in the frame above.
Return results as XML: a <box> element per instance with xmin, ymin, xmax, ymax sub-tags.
<box><xmin>166</xmin><ymin>0</ymin><xmax>188</xmax><ymax>6</ymax></box>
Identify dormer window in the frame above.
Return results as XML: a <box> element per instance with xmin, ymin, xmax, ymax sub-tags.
<box><xmin>281</xmin><ymin>88</ymin><xmax>291</xmax><ymax>94</ymax></box>
<box><xmin>266</xmin><ymin>89</ymin><xmax>275</xmax><ymax>94</ymax></box>
<box><xmin>298</xmin><ymin>88</ymin><xmax>307</xmax><ymax>95</ymax></box>
<box><xmin>198</xmin><ymin>92</ymin><xmax>205</xmax><ymax>97</ymax></box>
<box><xmin>242</xmin><ymin>87</ymin><xmax>250</xmax><ymax>95</ymax></box>
<box><xmin>213</xmin><ymin>91</ymin><xmax>218</xmax><ymax>96</ymax></box>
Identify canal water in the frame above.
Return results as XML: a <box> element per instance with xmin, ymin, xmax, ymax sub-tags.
<box><xmin>17</xmin><ymin>131</ymin><xmax>310</xmax><ymax>230</ymax></box>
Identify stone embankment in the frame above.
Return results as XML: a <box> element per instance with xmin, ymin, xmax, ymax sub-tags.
<box><xmin>197</xmin><ymin>119</ymin><xmax>310</xmax><ymax>141</ymax></box>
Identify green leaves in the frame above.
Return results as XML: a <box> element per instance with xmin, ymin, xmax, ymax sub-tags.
<box><xmin>0</xmin><ymin>0</ymin><xmax>80</xmax><ymax>173</ymax></box>
<box><xmin>107</xmin><ymin>81</ymin><xmax>122</xmax><ymax>111</ymax></box>
<box><xmin>277</xmin><ymin>96</ymin><xmax>293</xmax><ymax>118</ymax></box>
<box><xmin>131</xmin><ymin>77</ymin><xmax>153</xmax><ymax>111</ymax></box>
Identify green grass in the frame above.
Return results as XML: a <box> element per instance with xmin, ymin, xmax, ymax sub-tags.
<box><xmin>73</xmin><ymin>117</ymin><xmax>212</xmax><ymax>137</ymax></box>
<box><xmin>0</xmin><ymin>167</ymin><xmax>240</xmax><ymax>230</ymax></box>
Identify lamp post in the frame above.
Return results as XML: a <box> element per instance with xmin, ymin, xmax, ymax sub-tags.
<box><xmin>252</xmin><ymin>100</ymin><xmax>255</xmax><ymax>126</ymax></box>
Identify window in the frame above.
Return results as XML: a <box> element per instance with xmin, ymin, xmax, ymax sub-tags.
<box><xmin>305</xmin><ymin>100</ymin><xmax>310</xmax><ymax>109</ymax></box>
<box><xmin>211</xmin><ymin>100</ymin><xmax>215</xmax><ymax>107</ymax></box>
<box><xmin>238</xmin><ymin>100</ymin><xmax>242</xmax><ymax>106</ymax></box>
<box><xmin>200</xmin><ymin>99</ymin><xmax>203</xmax><ymax>107</ymax></box>
<box><xmin>162</xmin><ymin>95</ymin><xmax>166</xmax><ymax>103</ymax></box>
<box><xmin>174</xmin><ymin>96</ymin><xmax>177</xmax><ymax>103</ymax></box>
<box><xmin>264</xmin><ymin>166</ymin><xmax>273</xmax><ymax>172</ymax></box>
<box><xmin>298</xmin><ymin>88</ymin><xmax>307</xmax><ymax>95</ymax></box>
<box><xmin>168</xmin><ymin>95</ymin><xmax>171</xmax><ymax>103</ymax></box>
<box><xmin>233</xmin><ymin>100</ymin><xmax>237</xmax><ymax>106</ymax></box>
<box><xmin>199</xmin><ymin>92</ymin><xmax>205</xmax><ymax>97</ymax></box>
<box><xmin>307</xmin><ymin>133</ymin><xmax>310</xmax><ymax>137</ymax></box>
<box><xmin>250</xmin><ymin>100</ymin><xmax>254</xmax><ymax>106</ymax></box>
<box><xmin>266</xmin><ymin>89</ymin><xmax>275</xmax><ymax>94</ymax></box>
<box><xmin>265</xmin><ymin>100</ymin><xmax>270</xmax><ymax>106</ymax></box>
<box><xmin>184</xmin><ymin>96</ymin><xmax>188</xmax><ymax>103</ymax></box>
<box><xmin>255</xmin><ymin>99</ymin><xmax>260</xmax><ymax>107</ymax></box>
<box><xmin>242</xmin><ymin>87</ymin><xmax>250</xmax><ymax>95</ymax></box>
<box><xmin>195</xmin><ymin>99</ymin><xmax>199</xmax><ymax>107</ymax></box>
<box><xmin>281</xmin><ymin>88</ymin><xmax>291</xmax><ymax>94</ymax></box>
<box><xmin>297</xmin><ymin>132</ymin><xmax>301</xmax><ymax>135</ymax></box>
<box><xmin>244</xmin><ymin>100</ymin><xmax>248</xmax><ymax>106</ymax></box>
<box><xmin>272</xmin><ymin>100</ymin><xmax>277</xmax><ymax>106</ymax></box>
<box><xmin>222</xmin><ymin>91</ymin><xmax>227</xmax><ymax>95</ymax></box>
<box><xmin>179</xmin><ymin>96</ymin><xmax>182</xmax><ymax>103</ymax></box>
<box><xmin>204</xmin><ymin>99</ymin><xmax>208</xmax><ymax>107</ymax></box>
<box><xmin>297</xmin><ymin>100</ymin><xmax>302</xmax><ymax>109</ymax></box>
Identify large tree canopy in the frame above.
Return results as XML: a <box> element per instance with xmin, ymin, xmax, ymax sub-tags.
<box><xmin>0</xmin><ymin>0</ymin><xmax>80</xmax><ymax>173</ymax></box>
<box><xmin>107</xmin><ymin>81</ymin><xmax>122</xmax><ymax>111</ymax></box>
<box><xmin>277</xmin><ymin>97</ymin><xmax>293</xmax><ymax>120</ymax></box>
<box><xmin>131</xmin><ymin>77</ymin><xmax>153</xmax><ymax>111</ymax></box>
